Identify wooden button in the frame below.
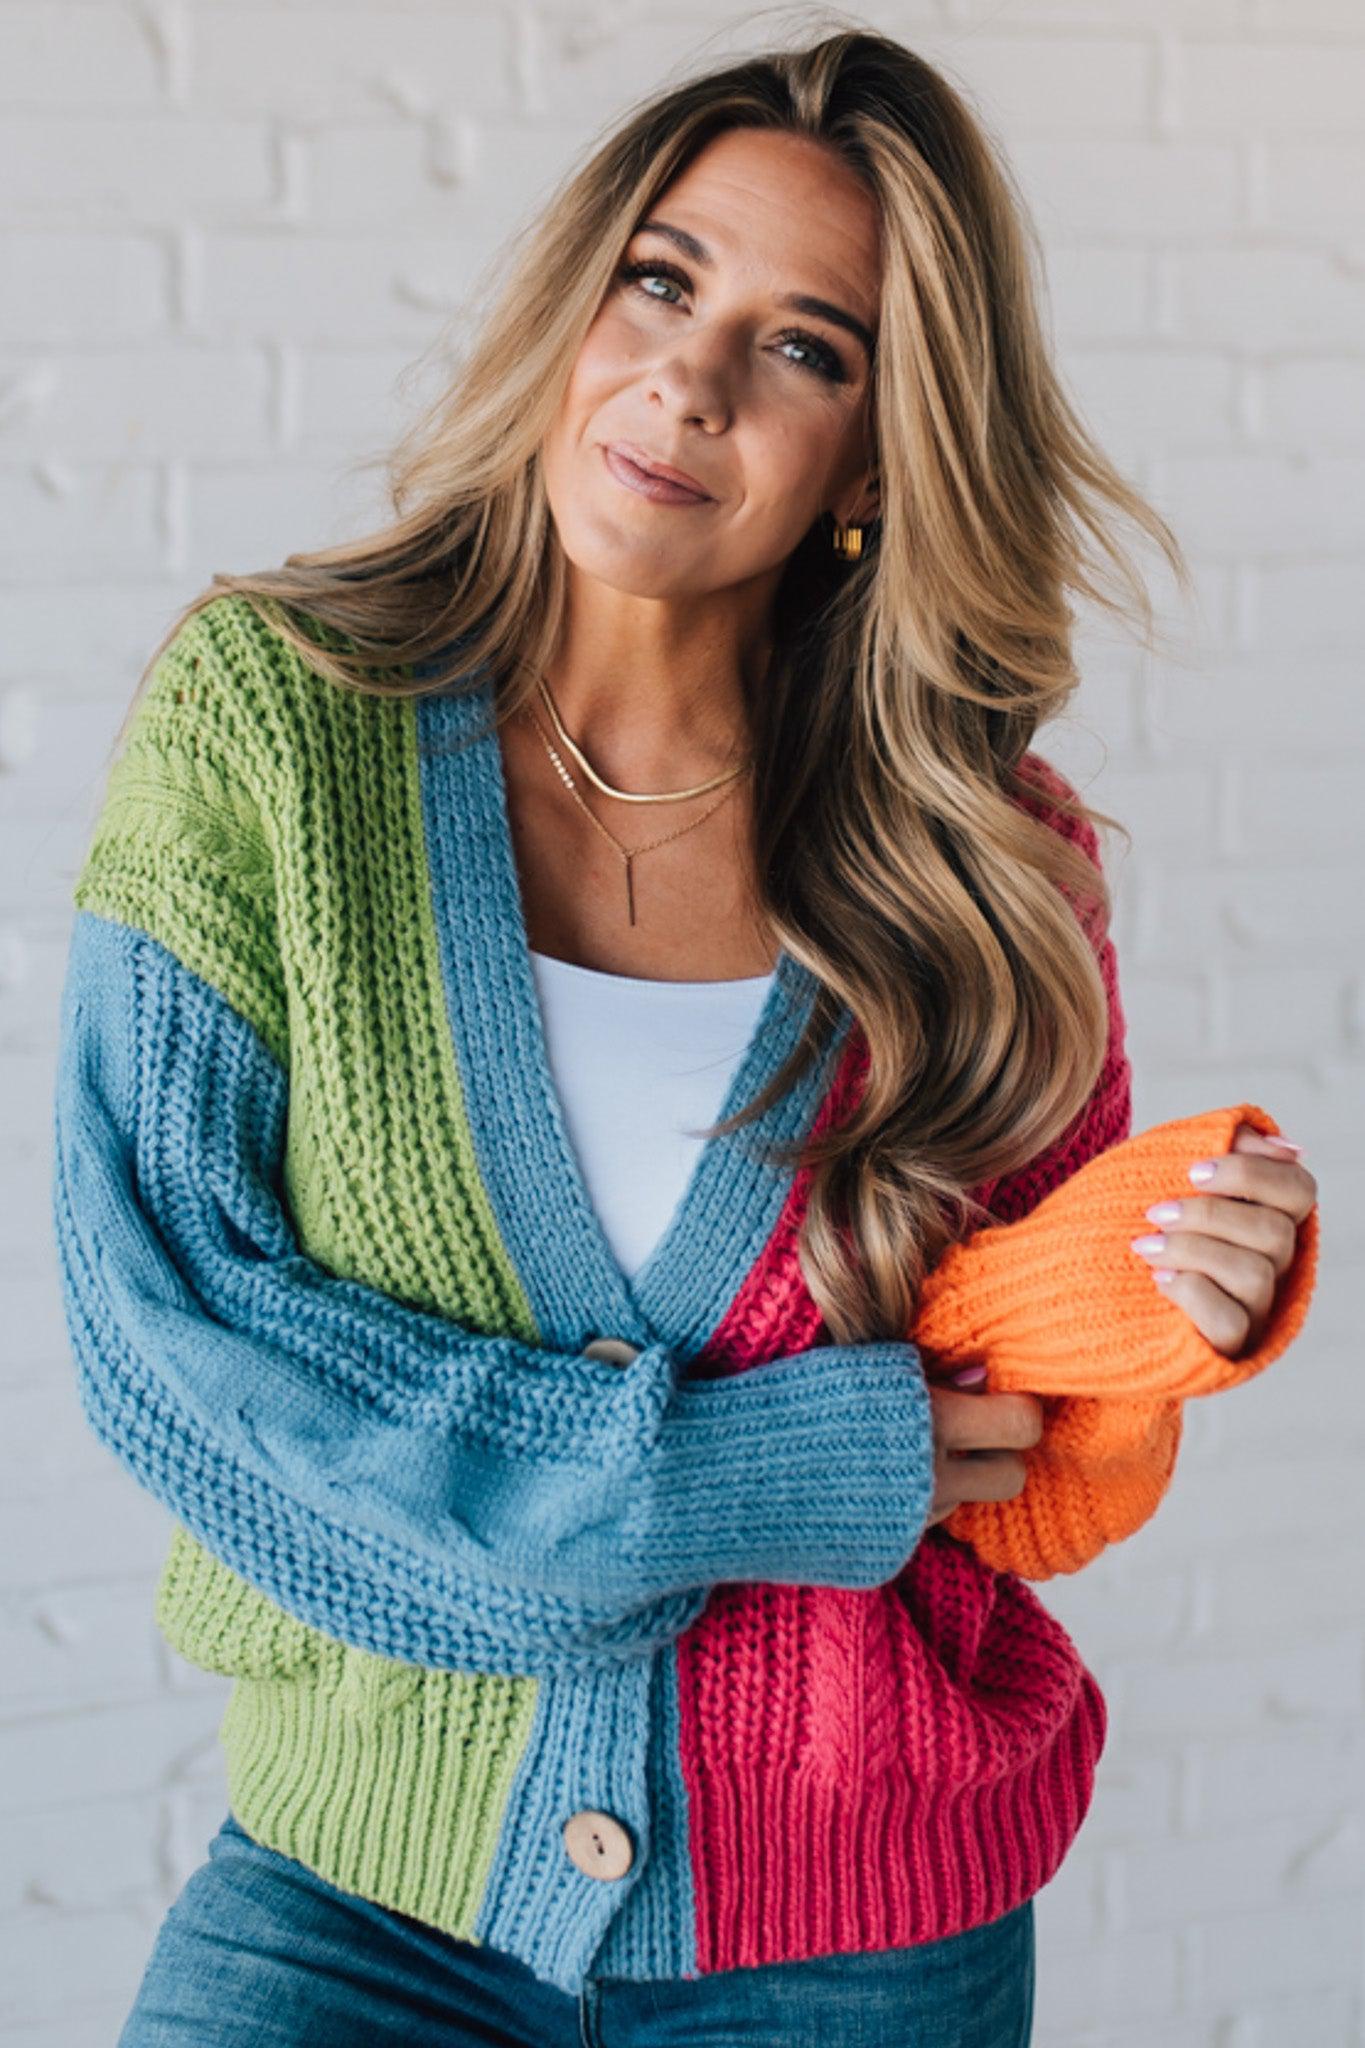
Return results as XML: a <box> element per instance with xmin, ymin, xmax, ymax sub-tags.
<box><xmin>581</xmin><ymin>1337</ymin><xmax>641</xmax><ymax>1368</ymax></box>
<box><xmin>562</xmin><ymin>1808</ymin><xmax>635</xmax><ymax>1880</ymax></box>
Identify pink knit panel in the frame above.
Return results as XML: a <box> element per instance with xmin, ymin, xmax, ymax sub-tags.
<box><xmin>675</xmin><ymin>761</ymin><xmax>1128</xmax><ymax>1974</ymax></box>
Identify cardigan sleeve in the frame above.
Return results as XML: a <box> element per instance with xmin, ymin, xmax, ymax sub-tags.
<box><xmin>51</xmin><ymin>648</ymin><xmax>935</xmax><ymax>1676</ymax></box>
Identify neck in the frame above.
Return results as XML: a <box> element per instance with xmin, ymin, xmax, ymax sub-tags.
<box><xmin>539</xmin><ymin>582</ymin><xmax>773</xmax><ymax>792</ymax></box>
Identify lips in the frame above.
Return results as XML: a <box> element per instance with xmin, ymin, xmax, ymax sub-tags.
<box><xmin>605</xmin><ymin>441</ymin><xmax>712</xmax><ymax>499</ymax></box>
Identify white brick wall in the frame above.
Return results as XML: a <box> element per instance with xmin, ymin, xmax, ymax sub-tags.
<box><xmin>2</xmin><ymin>2</ymin><xmax>1362</xmax><ymax>2040</ymax></box>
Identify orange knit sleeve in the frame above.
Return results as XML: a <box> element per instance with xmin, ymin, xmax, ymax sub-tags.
<box><xmin>915</xmin><ymin>1101</ymin><xmax>1320</xmax><ymax>1579</ymax></box>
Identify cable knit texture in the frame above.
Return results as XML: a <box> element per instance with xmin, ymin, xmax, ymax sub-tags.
<box><xmin>50</xmin><ymin>594</ymin><xmax>1318</xmax><ymax>1994</ymax></box>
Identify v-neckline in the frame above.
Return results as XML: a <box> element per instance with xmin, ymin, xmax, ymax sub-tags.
<box><xmin>413</xmin><ymin>656</ymin><xmax>849</xmax><ymax>1359</ymax></box>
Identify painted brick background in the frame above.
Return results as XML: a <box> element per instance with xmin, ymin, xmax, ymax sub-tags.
<box><xmin>2</xmin><ymin>1</ymin><xmax>1362</xmax><ymax>2040</ymax></box>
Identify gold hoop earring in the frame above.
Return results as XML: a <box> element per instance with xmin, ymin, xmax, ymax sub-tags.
<box><xmin>831</xmin><ymin>521</ymin><xmax>864</xmax><ymax>561</ymax></box>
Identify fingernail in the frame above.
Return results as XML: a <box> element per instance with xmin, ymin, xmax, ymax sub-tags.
<box><xmin>1264</xmin><ymin>1134</ymin><xmax>1304</xmax><ymax>1154</ymax></box>
<box><xmin>952</xmin><ymin>1365</ymin><xmax>988</xmax><ymax>1387</ymax></box>
<box><xmin>1188</xmin><ymin>1160</ymin><xmax>1217</xmax><ymax>1184</ymax></box>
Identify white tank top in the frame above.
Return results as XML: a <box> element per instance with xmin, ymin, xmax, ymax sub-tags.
<box><xmin>527</xmin><ymin>947</ymin><xmax>776</xmax><ymax>1280</ymax></box>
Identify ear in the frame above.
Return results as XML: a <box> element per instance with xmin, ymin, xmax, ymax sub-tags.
<box><xmin>835</xmin><ymin>468</ymin><xmax>880</xmax><ymax>529</ymax></box>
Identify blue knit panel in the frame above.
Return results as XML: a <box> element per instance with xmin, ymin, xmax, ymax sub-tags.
<box><xmin>590</xmin><ymin>1638</ymin><xmax>700</xmax><ymax>1980</ymax></box>
<box><xmin>474</xmin><ymin>1658</ymin><xmax>658</xmax><ymax>1993</ymax></box>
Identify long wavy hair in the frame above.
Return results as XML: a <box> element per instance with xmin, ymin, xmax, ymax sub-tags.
<box><xmin>121</xmin><ymin>20</ymin><xmax>1193</xmax><ymax>1344</ymax></box>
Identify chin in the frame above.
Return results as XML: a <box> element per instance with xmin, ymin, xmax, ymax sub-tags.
<box><xmin>553</xmin><ymin>509</ymin><xmax>710</xmax><ymax>597</ymax></box>
<box><xmin>573</xmin><ymin>554</ymin><xmax>706</xmax><ymax>601</ymax></box>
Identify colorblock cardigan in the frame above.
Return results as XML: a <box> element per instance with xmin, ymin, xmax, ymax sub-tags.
<box><xmin>50</xmin><ymin>593</ymin><xmax>1314</xmax><ymax>1995</ymax></box>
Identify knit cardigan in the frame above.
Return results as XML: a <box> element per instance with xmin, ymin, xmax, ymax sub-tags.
<box><xmin>51</xmin><ymin>594</ymin><xmax>1317</xmax><ymax>1996</ymax></box>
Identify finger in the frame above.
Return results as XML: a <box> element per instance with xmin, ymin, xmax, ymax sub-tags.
<box><xmin>1186</xmin><ymin>1145</ymin><xmax>1317</xmax><ymax>1222</ymax></box>
<box><xmin>1130</xmin><ymin>1226</ymin><xmax>1280</xmax><ymax>1323</ymax></box>
<box><xmin>930</xmin><ymin>1386</ymin><xmax>1044</xmax><ymax>1454</ymax></box>
<box><xmin>942</xmin><ymin>1450</ymin><xmax>1029</xmax><ymax>1502</ymax></box>
<box><xmin>1134</xmin><ymin>1265</ymin><xmax>1253</xmax><ymax>1357</ymax></box>
<box><xmin>1137</xmin><ymin>1192</ymin><xmax>1300</xmax><ymax>1273</ymax></box>
<box><xmin>1230</xmin><ymin>1124</ymin><xmax>1303</xmax><ymax>1158</ymax></box>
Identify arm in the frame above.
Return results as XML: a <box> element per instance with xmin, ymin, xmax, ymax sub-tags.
<box><xmin>53</xmin><ymin>629</ymin><xmax>936</xmax><ymax>1675</ymax></box>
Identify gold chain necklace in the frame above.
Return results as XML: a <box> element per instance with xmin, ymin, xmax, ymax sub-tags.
<box><xmin>536</xmin><ymin>672</ymin><xmax>750</xmax><ymax>804</ymax></box>
<box><xmin>518</xmin><ymin>702</ymin><xmax>742</xmax><ymax>926</ymax></box>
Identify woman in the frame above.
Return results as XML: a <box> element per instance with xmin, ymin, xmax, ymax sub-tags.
<box><xmin>52</xmin><ymin>27</ymin><xmax>1316</xmax><ymax>2046</ymax></box>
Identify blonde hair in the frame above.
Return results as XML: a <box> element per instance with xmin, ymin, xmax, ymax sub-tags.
<box><xmin>123</xmin><ymin>21</ymin><xmax>1193</xmax><ymax>1343</ymax></box>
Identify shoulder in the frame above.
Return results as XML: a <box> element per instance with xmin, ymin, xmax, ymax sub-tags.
<box><xmin>84</xmin><ymin>593</ymin><xmax>346</xmax><ymax>904</ymax></box>
<box><xmin>147</xmin><ymin>590</ymin><xmax>297</xmax><ymax>715</ymax></box>
<box><xmin>117</xmin><ymin>594</ymin><xmax>296</xmax><ymax>791</ymax></box>
<box><xmin>123</xmin><ymin>592</ymin><xmax>404</xmax><ymax>809</ymax></box>
<box><xmin>1008</xmin><ymin>749</ymin><xmax>1114</xmax><ymax>950</ymax></box>
<box><xmin>151</xmin><ymin>588</ymin><xmax>358</xmax><ymax>724</ymax></box>
<box><xmin>1009</xmin><ymin>750</ymin><xmax>1104</xmax><ymax>868</ymax></box>
<box><xmin>975</xmin><ymin>754</ymin><xmax>1132</xmax><ymax>1219</ymax></box>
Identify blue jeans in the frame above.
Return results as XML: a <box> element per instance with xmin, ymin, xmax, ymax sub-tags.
<box><xmin>118</xmin><ymin>1811</ymin><xmax>1035</xmax><ymax>2045</ymax></box>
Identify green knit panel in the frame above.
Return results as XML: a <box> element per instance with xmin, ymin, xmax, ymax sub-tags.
<box><xmin>221</xmin><ymin>1642</ymin><xmax>539</xmax><ymax>1942</ymax></box>
<box><xmin>74</xmin><ymin>593</ymin><xmax>541</xmax><ymax>1722</ymax></box>
<box><xmin>153</xmin><ymin>1525</ymin><xmax>323</xmax><ymax>1680</ymax></box>
<box><xmin>74</xmin><ymin>602</ymin><xmax>287</xmax><ymax>1068</ymax></box>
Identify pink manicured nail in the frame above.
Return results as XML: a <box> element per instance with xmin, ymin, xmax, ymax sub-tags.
<box><xmin>1264</xmin><ymin>1134</ymin><xmax>1304</xmax><ymax>1154</ymax></box>
<box><xmin>952</xmin><ymin>1365</ymin><xmax>988</xmax><ymax>1387</ymax></box>
<box><xmin>1188</xmin><ymin>1160</ymin><xmax>1217</xmax><ymax>1184</ymax></box>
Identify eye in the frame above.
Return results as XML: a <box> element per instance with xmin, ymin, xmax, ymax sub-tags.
<box><xmin>771</xmin><ymin>326</ymin><xmax>845</xmax><ymax>381</ymax></box>
<box><xmin>617</xmin><ymin>257</ymin><xmax>688</xmax><ymax>307</ymax></box>
<box><xmin>617</xmin><ymin>257</ymin><xmax>687</xmax><ymax>305</ymax></box>
<box><xmin>614</xmin><ymin>257</ymin><xmax>849</xmax><ymax>385</ymax></box>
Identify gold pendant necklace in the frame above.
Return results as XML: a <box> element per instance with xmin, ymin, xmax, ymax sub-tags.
<box><xmin>518</xmin><ymin>703</ymin><xmax>741</xmax><ymax>926</ymax></box>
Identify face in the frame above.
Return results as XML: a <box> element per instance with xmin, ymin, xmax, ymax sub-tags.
<box><xmin>539</xmin><ymin>126</ymin><xmax>882</xmax><ymax>606</ymax></box>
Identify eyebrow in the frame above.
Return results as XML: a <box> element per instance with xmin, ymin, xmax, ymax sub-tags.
<box><xmin>634</xmin><ymin>217</ymin><xmax>877</xmax><ymax>365</ymax></box>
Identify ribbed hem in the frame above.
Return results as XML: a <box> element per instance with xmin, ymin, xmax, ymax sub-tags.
<box><xmin>220</xmin><ymin>1643</ymin><xmax>538</xmax><ymax>1945</ymax></box>
<box><xmin>216</xmin><ymin>1637</ymin><xmax>1104</xmax><ymax>1992</ymax></box>
<box><xmin>681</xmin><ymin>1679</ymin><xmax>1104</xmax><ymax>1973</ymax></box>
<box><xmin>664</xmin><ymin>1542</ymin><xmax>1109</xmax><ymax>1978</ymax></box>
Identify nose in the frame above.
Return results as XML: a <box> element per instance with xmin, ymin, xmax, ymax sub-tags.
<box><xmin>643</xmin><ymin>337</ymin><xmax>735</xmax><ymax>429</ymax></box>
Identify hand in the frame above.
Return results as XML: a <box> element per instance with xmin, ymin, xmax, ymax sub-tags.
<box><xmin>1128</xmin><ymin>1123</ymin><xmax>1318</xmax><ymax>1358</ymax></box>
<box><xmin>923</xmin><ymin>1374</ymin><xmax>1044</xmax><ymax>1529</ymax></box>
